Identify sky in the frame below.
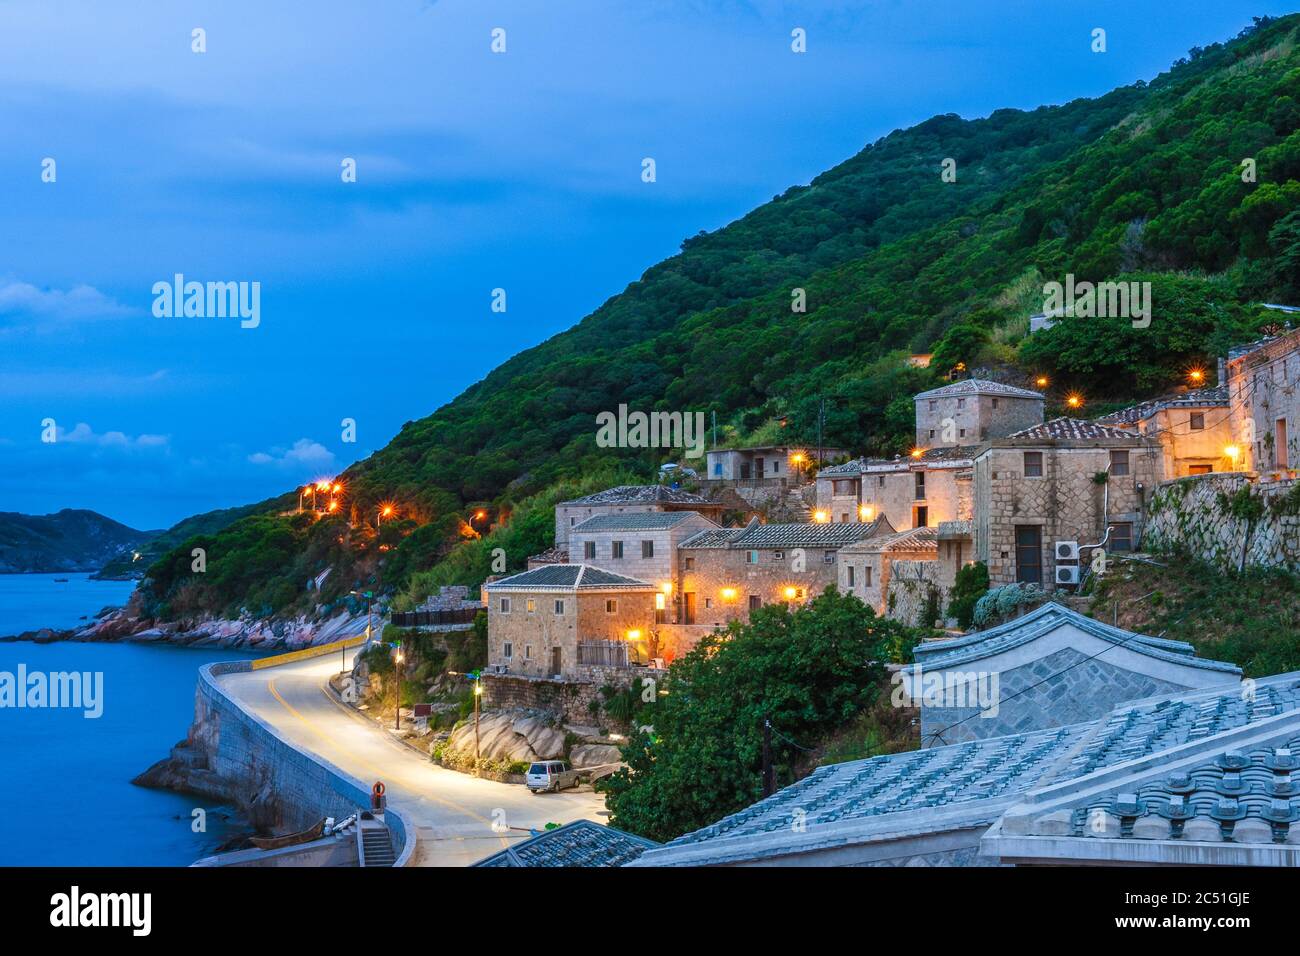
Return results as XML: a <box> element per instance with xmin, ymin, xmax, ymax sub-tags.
<box><xmin>0</xmin><ymin>0</ymin><xmax>1293</xmax><ymax>529</ymax></box>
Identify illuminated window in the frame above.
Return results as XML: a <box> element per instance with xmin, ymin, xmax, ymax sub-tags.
<box><xmin>526</xmin><ymin>599</ymin><xmax>536</xmax><ymax>613</ymax></box>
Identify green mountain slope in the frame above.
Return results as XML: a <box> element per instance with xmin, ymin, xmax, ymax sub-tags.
<box><xmin>0</xmin><ymin>509</ymin><xmax>156</xmax><ymax>574</ymax></box>
<box><xmin>143</xmin><ymin>14</ymin><xmax>1300</xmax><ymax>621</ymax></box>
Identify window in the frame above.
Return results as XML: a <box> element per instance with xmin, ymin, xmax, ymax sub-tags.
<box><xmin>713</xmin><ymin>461</ymin><xmax>722</xmax><ymax>476</ymax></box>
<box><xmin>878</xmin><ymin>476</ymin><xmax>885</xmax><ymax>487</ymax></box>
<box><xmin>654</xmin><ymin>593</ymin><xmax>665</xmax><ymax>611</ymax></box>
<box><xmin>1110</xmin><ymin>522</ymin><xmax>1133</xmax><ymax>553</ymax></box>
<box><xmin>929</xmin><ymin>429</ymin><xmax>935</xmax><ymax>439</ymax></box>
<box><xmin>833</xmin><ymin>479</ymin><xmax>854</xmax><ymax>494</ymax></box>
<box><xmin>611</xmin><ymin>541</ymin><xmax>624</xmax><ymax>559</ymax></box>
<box><xmin>957</xmin><ymin>398</ymin><xmax>966</xmax><ymax>409</ymax></box>
<box><xmin>914</xmin><ymin>471</ymin><xmax>926</xmax><ymax>499</ymax></box>
<box><xmin>1190</xmin><ymin>412</ymin><xmax>1205</xmax><ymax>431</ymax></box>
<box><xmin>524</xmin><ymin>645</ymin><xmax>532</xmax><ymax>660</ymax></box>
<box><xmin>499</xmin><ymin>597</ymin><xmax>511</xmax><ymax>613</ymax></box>
<box><xmin>503</xmin><ymin>642</ymin><xmax>513</xmax><ymax>659</ymax></box>
<box><xmin>684</xmin><ymin>556</ymin><xmax>695</xmax><ymax>570</ymax></box>
<box><xmin>992</xmin><ymin>398</ymin><xmax>999</xmax><ymax>409</ymax></box>
<box><xmin>824</xmin><ymin>551</ymin><xmax>835</xmax><ymax>564</ymax></box>
<box><xmin>959</xmin><ymin>428</ymin><xmax>966</xmax><ymax>438</ymax></box>
<box><xmin>1109</xmin><ymin>450</ymin><xmax>1130</xmax><ymax>476</ymax></box>
<box><xmin>772</xmin><ymin>459</ymin><xmax>780</xmax><ymax>473</ymax></box>
<box><xmin>554</xmin><ymin>600</ymin><xmax>565</xmax><ymax>614</ymax></box>
<box><xmin>748</xmin><ymin>595</ymin><xmax>761</xmax><ymax>610</ymax></box>
<box><xmin>1189</xmin><ymin>464</ymin><xmax>1212</xmax><ymax>475</ymax></box>
<box><xmin>1278</xmin><ymin>419</ymin><xmax>1290</xmax><ymax>468</ymax></box>
<box><xmin>1024</xmin><ymin>452</ymin><xmax>1043</xmax><ymax>477</ymax></box>
<box><xmin>526</xmin><ymin>598</ymin><xmax>536</xmax><ymax>613</ymax></box>
<box><xmin>569</xmin><ymin>517</ymin><xmax>576</xmax><ymax>526</ymax></box>
<box><xmin>865</xmin><ymin>566</ymin><xmax>873</xmax><ymax>587</ymax></box>
<box><xmin>847</xmin><ymin>565</ymin><xmax>855</xmax><ymax>587</ymax></box>
<box><xmin>772</xmin><ymin>550</ymin><xmax>784</xmax><ymax>561</ymax></box>
<box><xmin>605</xmin><ymin>599</ymin><xmax>618</xmax><ymax>613</ymax></box>
<box><xmin>1015</xmin><ymin>526</ymin><xmax>1042</xmax><ymax>584</ymax></box>
<box><xmin>929</xmin><ymin>400</ymin><xmax>938</xmax><ymax>411</ymax></box>
<box><xmin>704</xmin><ymin>597</ymin><xmax>712</xmax><ymax>609</ymax></box>
<box><xmin>914</xmin><ymin>505</ymin><xmax>929</xmax><ymax>527</ymax></box>
<box><xmin>746</xmin><ymin>550</ymin><xmax>759</xmax><ymax>564</ymax></box>
<box><xmin>642</xmin><ymin>540</ymin><xmax>654</xmax><ymax>559</ymax></box>
<box><xmin>583</xmin><ymin>541</ymin><xmax>595</xmax><ymax>560</ymax></box>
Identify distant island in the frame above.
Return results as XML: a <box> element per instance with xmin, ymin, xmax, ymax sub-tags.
<box><xmin>0</xmin><ymin>509</ymin><xmax>158</xmax><ymax>575</ymax></box>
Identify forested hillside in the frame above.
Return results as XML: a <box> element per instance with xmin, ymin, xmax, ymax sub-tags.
<box><xmin>142</xmin><ymin>14</ymin><xmax>1300</xmax><ymax>622</ymax></box>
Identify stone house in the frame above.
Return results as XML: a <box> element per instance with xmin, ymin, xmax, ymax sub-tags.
<box><xmin>914</xmin><ymin>379</ymin><xmax>1045</xmax><ymax>449</ymax></box>
<box><xmin>903</xmin><ymin>602</ymin><xmax>1241</xmax><ymax>747</ymax></box>
<box><xmin>972</xmin><ymin>418</ymin><xmax>1162</xmax><ymax>590</ymax></box>
<box><xmin>567</xmin><ymin>511</ymin><xmax>718</xmax><ymax>622</ymax></box>
<box><xmin>1095</xmin><ymin>385</ymin><xmax>1234</xmax><ymax>477</ymax></box>
<box><xmin>675</xmin><ymin>518</ymin><xmax>887</xmax><ymax>627</ymax></box>
<box><xmin>816</xmin><ymin>446</ymin><xmax>975</xmax><ymax>530</ymax></box>
<box><xmin>481</xmin><ymin>564</ymin><xmax>656</xmax><ymax>680</ymax></box>
<box><xmin>705</xmin><ymin>444</ymin><xmax>848</xmax><ymax>483</ymax></box>
<box><xmin>1225</xmin><ymin>325</ymin><xmax>1300</xmax><ymax>477</ymax></box>
<box><xmin>553</xmin><ymin>485</ymin><xmax>724</xmax><ymax>547</ymax></box>
<box><xmin>836</xmin><ymin>525</ymin><xmax>937</xmax><ymax>617</ymax></box>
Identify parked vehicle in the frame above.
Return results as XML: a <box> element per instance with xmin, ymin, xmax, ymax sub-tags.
<box><xmin>525</xmin><ymin>761</ymin><xmax>582</xmax><ymax>793</ymax></box>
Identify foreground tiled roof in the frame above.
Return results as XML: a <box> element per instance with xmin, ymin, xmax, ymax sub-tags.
<box><xmin>841</xmin><ymin>526</ymin><xmax>938</xmax><ymax>554</ymax></box>
<box><xmin>560</xmin><ymin>485</ymin><xmax>713</xmax><ymax>507</ymax></box>
<box><xmin>1094</xmin><ymin>386</ymin><xmax>1229</xmax><ymax>426</ymax></box>
<box><xmin>911</xmin><ymin>602</ymin><xmax>1240</xmax><ymax>675</ymax></box>
<box><xmin>571</xmin><ymin>511</ymin><xmax>709</xmax><ymax>533</ymax></box>
<box><xmin>472</xmin><ymin>820</ymin><xmax>659</xmax><ymax>867</ymax></box>
<box><xmin>915</xmin><ymin>379</ymin><xmax>1044</xmax><ymax>401</ymax></box>
<box><xmin>634</xmin><ymin>676</ymin><xmax>1300</xmax><ymax>867</ymax></box>
<box><xmin>1005</xmin><ymin>417</ymin><xmax>1146</xmax><ymax>442</ymax></box>
<box><xmin>681</xmin><ymin>519</ymin><xmax>886</xmax><ymax>551</ymax></box>
<box><xmin>483</xmin><ymin>564</ymin><xmax>654</xmax><ymax>591</ymax></box>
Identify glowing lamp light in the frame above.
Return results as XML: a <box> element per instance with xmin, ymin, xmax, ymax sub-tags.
<box><xmin>328</xmin><ymin>501</ymin><xmax>339</xmax><ymax>513</ymax></box>
<box><xmin>1066</xmin><ymin>394</ymin><xmax>1083</xmax><ymax>409</ymax></box>
<box><xmin>382</xmin><ymin>505</ymin><xmax>394</xmax><ymax>516</ymax></box>
<box><xmin>1035</xmin><ymin>376</ymin><xmax>1049</xmax><ymax>388</ymax></box>
<box><xmin>660</xmin><ymin>581</ymin><xmax>673</xmax><ymax>594</ymax></box>
<box><xmin>1188</xmin><ymin>368</ymin><xmax>1205</xmax><ymax>384</ymax></box>
<box><xmin>332</xmin><ymin>483</ymin><xmax>342</xmax><ymax>494</ymax></box>
<box><xmin>627</xmin><ymin>629</ymin><xmax>642</xmax><ymax>641</ymax></box>
<box><xmin>782</xmin><ymin>586</ymin><xmax>798</xmax><ymax>601</ymax></box>
<box><xmin>1225</xmin><ymin>445</ymin><xmax>1240</xmax><ymax>462</ymax></box>
<box><xmin>910</xmin><ymin>448</ymin><xmax>924</xmax><ymax>460</ymax></box>
<box><xmin>720</xmin><ymin>587</ymin><xmax>738</xmax><ymax>602</ymax></box>
<box><xmin>813</xmin><ymin>510</ymin><xmax>829</xmax><ymax>523</ymax></box>
<box><xmin>859</xmin><ymin>504</ymin><xmax>874</xmax><ymax>521</ymax></box>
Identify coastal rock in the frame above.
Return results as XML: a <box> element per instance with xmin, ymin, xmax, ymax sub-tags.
<box><xmin>443</xmin><ymin>710</ymin><xmax>566</xmax><ymax>762</ymax></box>
<box><xmin>570</xmin><ymin>744</ymin><xmax>623</xmax><ymax>768</ymax></box>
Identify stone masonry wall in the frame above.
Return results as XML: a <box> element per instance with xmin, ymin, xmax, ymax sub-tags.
<box><xmin>885</xmin><ymin>559</ymin><xmax>942</xmax><ymax>627</ymax></box>
<box><xmin>1144</xmin><ymin>473</ymin><xmax>1300</xmax><ymax>572</ymax></box>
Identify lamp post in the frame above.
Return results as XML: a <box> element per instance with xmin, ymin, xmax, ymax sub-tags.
<box><xmin>393</xmin><ymin>642</ymin><xmax>404</xmax><ymax>731</ymax></box>
<box><xmin>347</xmin><ymin>589</ymin><xmax>374</xmax><ymax>674</ymax></box>
<box><xmin>472</xmin><ymin>674</ymin><xmax>483</xmax><ymax>775</ymax></box>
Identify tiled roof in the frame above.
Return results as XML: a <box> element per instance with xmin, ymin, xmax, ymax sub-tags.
<box><xmin>910</xmin><ymin>602</ymin><xmax>1240</xmax><ymax>675</ymax></box>
<box><xmin>559</xmin><ymin>485</ymin><xmax>713</xmax><ymax>507</ymax></box>
<box><xmin>1005</xmin><ymin>417</ymin><xmax>1146</xmax><ymax>442</ymax></box>
<box><xmin>1094</xmin><ymin>386</ymin><xmax>1229</xmax><ymax>426</ymax></box>
<box><xmin>840</xmin><ymin>526</ymin><xmax>938</xmax><ymax>554</ymax></box>
<box><xmin>817</xmin><ymin>446</ymin><xmax>979</xmax><ymax>478</ymax></box>
<box><xmin>483</xmin><ymin>564</ymin><xmax>654</xmax><ymax>591</ymax></box>
<box><xmin>915</xmin><ymin>379</ymin><xmax>1044</xmax><ymax>401</ymax></box>
<box><xmin>472</xmin><ymin>820</ymin><xmax>659</xmax><ymax>867</ymax></box>
<box><xmin>571</xmin><ymin>512</ymin><xmax>708</xmax><ymax>533</ymax></box>
<box><xmin>682</xmin><ymin>519</ymin><xmax>886</xmax><ymax>551</ymax></box>
<box><xmin>633</xmin><ymin>676</ymin><xmax>1300</xmax><ymax>867</ymax></box>
<box><xmin>526</xmin><ymin>546</ymin><xmax>569</xmax><ymax>565</ymax></box>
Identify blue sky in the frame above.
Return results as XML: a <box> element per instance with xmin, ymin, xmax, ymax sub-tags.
<box><xmin>0</xmin><ymin>0</ymin><xmax>1291</xmax><ymax>529</ymax></box>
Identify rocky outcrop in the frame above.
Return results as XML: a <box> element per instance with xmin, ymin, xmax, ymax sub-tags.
<box><xmin>569</xmin><ymin>744</ymin><xmax>622</xmax><ymax>767</ymax></box>
<box><xmin>444</xmin><ymin>711</ymin><xmax>567</xmax><ymax>763</ymax></box>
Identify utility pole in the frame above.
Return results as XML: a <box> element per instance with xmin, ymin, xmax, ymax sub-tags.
<box><xmin>762</xmin><ymin>719</ymin><xmax>775</xmax><ymax>797</ymax></box>
<box><xmin>712</xmin><ymin>410</ymin><xmax>717</xmax><ymax>450</ymax></box>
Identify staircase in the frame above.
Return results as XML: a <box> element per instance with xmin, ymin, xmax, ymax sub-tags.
<box><xmin>357</xmin><ymin>821</ymin><xmax>397</xmax><ymax>867</ymax></box>
<box><xmin>783</xmin><ymin>487</ymin><xmax>812</xmax><ymax>523</ymax></box>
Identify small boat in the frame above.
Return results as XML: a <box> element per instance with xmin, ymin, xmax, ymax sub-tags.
<box><xmin>249</xmin><ymin>818</ymin><xmax>326</xmax><ymax>850</ymax></box>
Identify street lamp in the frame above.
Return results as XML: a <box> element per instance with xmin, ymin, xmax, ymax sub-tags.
<box><xmin>377</xmin><ymin>503</ymin><xmax>395</xmax><ymax>528</ymax></box>
<box><xmin>393</xmin><ymin>643</ymin><xmax>405</xmax><ymax>730</ymax></box>
<box><xmin>348</xmin><ymin>589</ymin><xmax>374</xmax><ymax>673</ymax></box>
<box><xmin>451</xmin><ymin>670</ymin><xmax>484</xmax><ymax>774</ymax></box>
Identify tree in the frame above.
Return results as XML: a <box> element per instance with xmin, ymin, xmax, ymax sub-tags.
<box><xmin>597</xmin><ymin>588</ymin><xmax>927</xmax><ymax>842</ymax></box>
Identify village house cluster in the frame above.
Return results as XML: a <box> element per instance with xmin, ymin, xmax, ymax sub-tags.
<box><xmin>474</xmin><ymin>324</ymin><xmax>1299</xmax><ymax>700</ymax></box>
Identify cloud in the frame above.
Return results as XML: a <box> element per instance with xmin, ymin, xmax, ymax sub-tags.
<box><xmin>56</xmin><ymin>422</ymin><xmax>169</xmax><ymax>448</ymax></box>
<box><xmin>248</xmin><ymin>438</ymin><xmax>335</xmax><ymax>470</ymax></box>
<box><xmin>0</xmin><ymin>279</ymin><xmax>135</xmax><ymax>333</ymax></box>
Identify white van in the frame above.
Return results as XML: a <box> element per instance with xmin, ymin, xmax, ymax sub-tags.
<box><xmin>525</xmin><ymin>760</ymin><xmax>582</xmax><ymax>793</ymax></box>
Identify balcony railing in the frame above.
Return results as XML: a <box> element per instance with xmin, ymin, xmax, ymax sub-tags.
<box><xmin>576</xmin><ymin>640</ymin><xmax>631</xmax><ymax>667</ymax></box>
<box><xmin>390</xmin><ymin>607</ymin><xmax>481</xmax><ymax>628</ymax></box>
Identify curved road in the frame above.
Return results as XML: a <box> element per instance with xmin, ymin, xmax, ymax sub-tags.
<box><xmin>217</xmin><ymin>649</ymin><xmax>609</xmax><ymax>866</ymax></box>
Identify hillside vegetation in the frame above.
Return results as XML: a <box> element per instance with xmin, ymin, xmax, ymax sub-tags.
<box><xmin>0</xmin><ymin>509</ymin><xmax>155</xmax><ymax>574</ymax></box>
<box><xmin>142</xmin><ymin>15</ymin><xmax>1300</xmax><ymax>621</ymax></box>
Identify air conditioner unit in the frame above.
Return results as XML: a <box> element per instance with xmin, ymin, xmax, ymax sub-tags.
<box><xmin>1055</xmin><ymin>565</ymin><xmax>1081</xmax><ymax>585</ymax></box>
<box><xmin>1055</xmin><ymin>540</ymin><xmax>1080</xmax><ymax>561</ymax></box>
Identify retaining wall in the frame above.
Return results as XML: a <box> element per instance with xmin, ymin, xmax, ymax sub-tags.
<box><xmin>1144</xmin><ymin>473</ymin><xmax>1300</xmax><ymax>572</ymax></box>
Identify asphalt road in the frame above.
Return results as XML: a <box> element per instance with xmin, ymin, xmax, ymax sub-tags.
<box><xmin>217</xmin><ymin>649</ymin><xmax>610</xmax><ymax>866</ymax></box>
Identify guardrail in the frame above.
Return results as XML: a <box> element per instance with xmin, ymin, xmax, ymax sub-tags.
<box><xmin>390</xmin><ymin>607</ymin><xmax>481</xmax><ymax>628</ymax></box>
<box><xmin>249</xmin><ymin>633</ymin><xmax>368</xmax><ymax>671</ymax></box>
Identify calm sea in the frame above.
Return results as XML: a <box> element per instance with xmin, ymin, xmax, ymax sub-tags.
<box><xmin>0</xmin><ymin>573</ymin><xmax>258</xmax><ymax>865</ymax></box>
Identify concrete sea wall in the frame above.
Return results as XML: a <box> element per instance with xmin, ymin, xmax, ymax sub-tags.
<box><xmin>189</xmin><ymin>660</ymin><xmax>415</xmax><ymax>866</ymax></box>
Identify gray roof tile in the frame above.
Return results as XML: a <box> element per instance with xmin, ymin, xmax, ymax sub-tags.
<box><xmin>560</xmin><ymin>485</ymin><xmax>713</xmax><ymax>507</ymax></box>
<box><xmin>484</xmin><ymin>564</ymin><xmax>654</xmax><ymax>591</ymax></box>
<box><xmin>571</xmin><ymin>512</ymin><xmax>706</xmax><ymax>533</ymax></box>
<box><xmin>472</xmin><ymin>820</ymin><xmax>659</xmax><ymax>867</ymax></box>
